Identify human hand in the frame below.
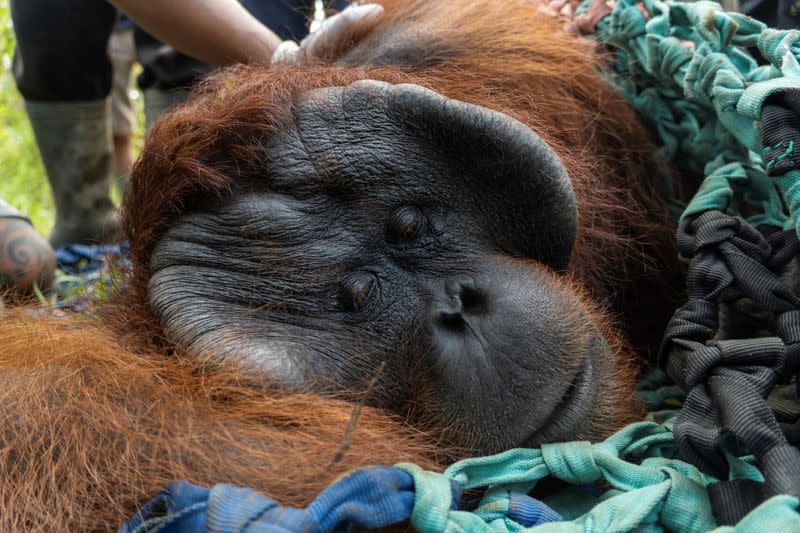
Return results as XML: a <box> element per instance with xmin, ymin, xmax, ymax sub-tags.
<box><xmin>271</xmin><ymin>3</ymin><xmax>384</xmax><ymax>65</ymax></box>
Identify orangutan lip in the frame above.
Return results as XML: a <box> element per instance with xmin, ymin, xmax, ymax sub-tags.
<box><xmin>523</xmin><ymin>357</ymin><xmax>594</xmax><ymax>446</ymax></box>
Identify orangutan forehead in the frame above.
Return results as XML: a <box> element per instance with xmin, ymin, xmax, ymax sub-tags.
<box><xmin>240</xmin><ymin>80</ymin><xmax>576</xmax><ymax>267</ymax></box>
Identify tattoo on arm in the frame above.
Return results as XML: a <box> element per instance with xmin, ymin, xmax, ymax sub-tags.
<box><xmin>0</xmin><ymin>218</ymin><xmax>55</xmax><ymax>293</ymax></box>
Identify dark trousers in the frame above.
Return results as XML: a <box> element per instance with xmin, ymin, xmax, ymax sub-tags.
<box><xmin>740</xmin><ymin>0</ymin><xmax>800</xmax><ymax>29</ymax></box>
<box><xmin>12</xmin><ymin>0</ymin><xmax>348</xmax><ymax>101</ymax></box>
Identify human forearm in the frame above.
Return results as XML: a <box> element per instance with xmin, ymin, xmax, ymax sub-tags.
<box><xmin>0</xmin><ymin>217</ymin><xmax>55</xmax><ymax>294</ymax></box>
<box><xmin>109</xmin><ymin>0</ymin><xmax>283</xmax><ymax>66</ymax></box>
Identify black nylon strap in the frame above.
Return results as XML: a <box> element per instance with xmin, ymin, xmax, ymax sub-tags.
<box><xmin>761</xmin><ymin>445</ymin><xmax>800</xmax><ymax>498</ymax></box>
<box><xmin>707</xmin><ymin>479</ymin><xmax>764</xmax><ymax>526</ymax></box>
<box><xmin>659</xmin><ymin>210</ymin><xmax>800</xmax><ymax>524</ymax></box>
<box><xmin>762</xmin><ymin>89</ymin><xmax>800</xmax><ymax>177</ymax></box>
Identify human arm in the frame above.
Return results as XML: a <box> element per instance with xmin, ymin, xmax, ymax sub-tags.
<box><xmin>0</xmin><ymin>216</ymin><xmax>55</xmax><ymax>295</ymax></box>
<box><xmin>108</xmin><ymin>0</ymin><xmax>283</xmax><ymax>66</ymax></box>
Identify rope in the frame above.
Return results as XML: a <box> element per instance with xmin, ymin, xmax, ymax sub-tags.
<box><xmin>582</xmin><ymin>0</ymin><xmax>800</xmax><ymax>226</ymax></box>
<box><xmin>118</xmin><ymin>406</ymin><xmax>800</xmax><ymax>532</ymax></box>
<box><xmin>117</xmin><ymin>466</ymin><xmax>558</xmax><ymax>532</ymax></box>
<box><xmin>658</xmin><ymin>212</ymin><xmax>800</xmax><ymax>522</ymax></box>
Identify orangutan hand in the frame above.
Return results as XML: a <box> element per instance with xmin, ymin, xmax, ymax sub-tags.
<box><xmin>271</xmin><ymin>3</ymin><xmax>384</xmax><ymax>65</ymax></box>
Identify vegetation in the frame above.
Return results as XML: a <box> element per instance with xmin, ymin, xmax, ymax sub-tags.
<box><xmin>0</xmin><ymin>1</ymin><xmax>51</xmax><ymax>233</ymax></box>
<box><xmin>0</xmin><ymin>0</ymin><xmax>144</xmax><ymax>236</ymax></box>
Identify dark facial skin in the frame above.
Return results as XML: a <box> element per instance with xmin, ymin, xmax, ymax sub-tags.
<box><xmin>147</xmin><ymin>81</ymin><xmax>616</xmax><ymax>453</ymax></box>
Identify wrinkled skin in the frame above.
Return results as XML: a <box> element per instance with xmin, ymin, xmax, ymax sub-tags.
<box><xmin>0</xmin><ymin>2</ymin><xmax>684</xmax><ymax>528</ymax></box>
<box><xmin>144</xmin><ymin>80</ymin><xmax>637</xmax><ymax>453</ymax></box>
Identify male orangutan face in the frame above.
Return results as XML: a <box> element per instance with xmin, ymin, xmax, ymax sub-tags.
<box><xmin>147</xmin><ymin>80</ymin><xmax>620</xmax><ymax>453</ymax></box>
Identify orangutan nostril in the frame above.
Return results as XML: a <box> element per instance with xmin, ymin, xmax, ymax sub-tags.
<box><xmin>458</xmin><ymin>284</ymin><xmax>487</xmax><ymax>316</ymax></box>
<box><xmin>437</xmin><ymin>310</ymin><xmax>466</xmax><ymax>332</ymax></box>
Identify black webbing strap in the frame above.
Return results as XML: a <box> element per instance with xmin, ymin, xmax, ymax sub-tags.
<box><xmin>658</xmin><ymin>210</ymin><xmax>800</xmax><ymax>525</ymax></box>
<box><xmin>707</xmin><ymin>479</ymin><xmax>764</xmax><ymax>526</ymax></box>
<box><xmin>762</xmin><ymin>88</ymin><xmax>800</xmax><ymax>178</ymax></box>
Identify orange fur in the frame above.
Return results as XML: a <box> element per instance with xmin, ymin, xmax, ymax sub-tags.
<box><xmin>0</xmin><ymin>310</ymin><xmax>442</xmax><ymax>531</ymax></box>
<box><xmin>0</xmin><ymin>1</ymin><xmax>681</xmax><ymax>530</ymax></box>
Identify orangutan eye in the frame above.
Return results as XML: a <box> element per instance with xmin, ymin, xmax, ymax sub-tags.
<box><xmin>339</xmin><ymin>272</ymin><xmax>376</xmax><ymax>312</ymax></box>
<box><xmin>387</xmin><ymin>206</ymin><xmax>423</xmax><ymax>244</ymax></box>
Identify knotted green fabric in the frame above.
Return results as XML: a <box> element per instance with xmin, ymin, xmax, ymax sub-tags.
<box><xmin>113</xmin><ymin>2</ymin><xmax>800</xmax><ymax>531</ymax></box>
<box><xmin>584</xmin><ymin>0</ymin><xmax>800</xmax><ymax>230</ymax></box>
<box><xmin>125</xmin><ymin>3</ymin><xmax>797</xmax><ymax>531</ymax></box>
<box><xmin>390</xmin><ymin>3</ymin><xmax>800</xmax><ymax>530</ymax></box>
<box><xmin>397</xmin><ymin>399</ymin><xmax>800</xmax><ymax>531</ymax></box>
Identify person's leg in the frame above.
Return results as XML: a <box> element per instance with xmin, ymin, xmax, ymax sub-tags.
<box><xmin>133</xmin><ymin>28</ymin><xmax>204</xmax><ymax>130</ymax></box>
<box><xmin>133</xmin><ymin>1</ymin><xmax>351</xmax><ymax>130</ymax></box>
<box><xmin>720</xmin><ymin>0</ymin><xmax>740</xmax><ymax>12</ymax></box>
<box><xmin>325</xmin><ymin>1</ymin><xmax>352</xmax><ymax>16</ymax></box>
<box><xmin>11</xmin><ymin>0</ymin><xmax>120</xmax><ymax>247</ymax></box>
<box><xmin>107</xmin><ymin>23</ymin><xmax>137</xmax><ymax>194</ymax></box>
<box><xmin>740</xmin><ymin>0</ymin><xmax>800</xmax><ymax>28</ymax></box>
<box><xmin>775</xmin><ymin>0</ymin><xmax>800</xmax><ymax>28</ymax></box>
<box><xmin>241</xmin><ymin>0</ymin><xmax>316</xmax><ymax>41</ymax></box>
<box><xmin>240</xmin><ymin>0</ymin><xmax>350</xmax><ymax>39</ymax></box>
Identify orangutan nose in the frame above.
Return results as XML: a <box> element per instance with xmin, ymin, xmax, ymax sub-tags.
<box><xmin>435</xmin><ymin>278</ymin><xmax>489</xmax><ymax>333</ymax></box>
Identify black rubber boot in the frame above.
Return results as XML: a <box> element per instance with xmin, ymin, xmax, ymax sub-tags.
<box><xmin>24</xmin><ymin>99</ymin><xmax>121</xmax><ymax>247</ymax></box>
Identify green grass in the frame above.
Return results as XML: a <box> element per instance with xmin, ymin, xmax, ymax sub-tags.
<box><xmin>0</xmin><ymin>0</ymin><xmax>144</xmax><ymax>236</ymax></box>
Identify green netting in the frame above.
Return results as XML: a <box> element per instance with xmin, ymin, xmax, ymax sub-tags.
<box><xmin>585</xmin><ymin>0</ymin><xmax>800</xmax><ymax>231</ymax></box>
<box><xmin>388</xmin><ymin>1</ymin><xmax>800</xmax><ymax>531</ymax></box>
<box><xmin>394</xmin><ymin>378</ymin><xmax>799</xmax><ymax>532</ymax></box>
